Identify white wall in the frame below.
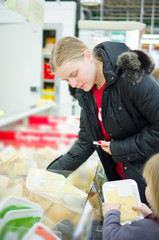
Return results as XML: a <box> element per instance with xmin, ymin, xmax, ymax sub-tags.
<box><xmin>44</xmin><ymin>1</ymin><xmax>77</xmax><ymax>116</ymax></box>
<box><xmin>0</xmin><ymin>4</ymin><xmax>42</xmax><ymax>115</ymax></box>
<box><xmin>0</xmin><ymin>2</ymin><xmax>78</xmax><ymax>116</ymax></box>
<box><xmin>0</xmin><ymin>3</ymin><xmax>27</xmax><ymax>23</ymax></box>
<box><xmin>44</xmin><ymin>1</ymin><xmax>76</xmax><ymax>37</ymax></box>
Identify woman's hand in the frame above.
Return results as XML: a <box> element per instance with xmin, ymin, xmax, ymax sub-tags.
<box><xmin>132</xmin><ymin>203</ymin><xmax>152</xmax><ymax>217</ymax></box>
<box><xmin>102</xmin><ymin>202</ymin><xmax>121</xmax><ymax>217</ymax></box>
<box><xmin>98</xmin><ymin>140</ymin><xmax>112</xmax><ymax>155</ymax></box>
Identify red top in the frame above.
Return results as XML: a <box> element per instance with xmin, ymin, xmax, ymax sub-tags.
<box><xmin>93</xmin><ymin>83</ymin><xmax>125</xmax><ymax>179</ymax></box>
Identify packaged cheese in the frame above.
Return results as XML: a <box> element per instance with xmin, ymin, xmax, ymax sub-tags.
<box><xmin>102</xmin><ymin>179</ymin><xmax>143</xmax><ymax>223</ymax></box>
<box><xmin>61</xmin><ymin>183</ymin><xmax>88</xmax><ymax>209</ymax></box>
<box><xmin>105</xmin><ymin>189</ymin><xmax>139</xmax><ymax>221</ymax></box>
<box><xmin>0</xmin><ymin>146</ymin><xmax>17</xmax><ymax>163</ymax></box>
<box><xmin>34</xmin><ymin>147</ymin><xmax>60</xmax><ymax>169</ymax></box>
<box><xmin>0</xmin><ymin>196</ymin><xmax>43</xmax><ymax>240</ymax></box>
<box><xmin>67</xmin><ymin>169</ymin><xmax>95</xmax><ymax>193</ymax></box>
<box><xmin>26</xmin><ymin>168</ymin><xmax>65</xmax><ymax>202</ymax></box>
<box><xmin>4</xmin><ymin>184</ymin><xmax>22</xmax><ymax>199</ymax></box>
<box><xmin>0</xmin><ymin>175</ymin><xmax>9</xmax><ymax>194</ymax></box>
<box><xmin>47</xmin><ymin>203</ymin><xmax>75</xmax><ymax>225</ymax></box>
<box><xmin>26</xmin><ymin>168</ymin><xmax>65</xmax><ymax>192</ymax></box>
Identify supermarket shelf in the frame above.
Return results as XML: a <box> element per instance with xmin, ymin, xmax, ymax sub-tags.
<box><xmin>44</xmin><ymin>79</ymin><xmax>55</xmax><ymax>83</ymax></box>
<box><xmin>42</xmin><ymin>91</ymin><xmax>55</xmax><ymax>95</ymax></box>
<box><xmin>43</xmin><ymin>50</ymin><xmax>51</xmax><ymax>58</ymax></box>
<box><xmin>0</xmin><ymin>102</ymin><xmax>55</xmax><ymax>128</ymax></box>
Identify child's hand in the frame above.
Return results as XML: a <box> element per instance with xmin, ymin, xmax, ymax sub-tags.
<box><xmin>102</xmin><ymin>202</ymin><xmax>121</xmax><ymax>216</ymax></box>
<box><xmin>132</xmin><ymin>203</ymin><xmax>152</xmax><ymax>217</ymax></box>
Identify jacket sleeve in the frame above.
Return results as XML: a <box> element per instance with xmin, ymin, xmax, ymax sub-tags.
<box><xmin>103</xmin><ymin>210</ymin><xmax>151</xmax><ymax>240</ymax></box>
<box><xmin>103</xmin><ymin>210</ymin><xmax>125</xmax><ymax>240</ymax></box>
<box><xmin>111</xmin><ymin>75</ymin><xmax>159</xmax><ymax>163</ymax></box>
<box><xmin>46</xmin><ymin>109</ymin><xmax>95</xmax><ymax>171</ymax></box>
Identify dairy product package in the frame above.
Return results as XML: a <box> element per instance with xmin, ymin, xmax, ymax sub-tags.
<box><xmin>0</xmin><ymin>196</ymin><xmax>43</xmax><ymax>240</ymax></box>
<box><xmin>102</xmin><ymin>179</ymin><xmax>143</xmax><ymax>223</ymax></box>
<box><xmin>23</xmin><ymin>222</ymin><xmax>62</xmax><ymax>240</ymax></box>
<box><xmin>61</xmin><ymin>183</ymin><xmax>88</xmax><ymax>209</ymax></box>
<box><xmin>26</xmin><ymin>168</ymin><xmax>66</xmax><ymax>202</ymax></box>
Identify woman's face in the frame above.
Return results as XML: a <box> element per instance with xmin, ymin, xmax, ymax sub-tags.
<box><xmin>55</xmin><ymin>50</ymin><xmax>97</xmax><ymax>92</ymax></box>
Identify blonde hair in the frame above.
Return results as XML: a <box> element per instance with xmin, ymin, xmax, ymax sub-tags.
<box><xmin>50</xmin><ymin>36</ymin><xmax>89</xmax><ymax>73</ymax></box>
<box><xmin>143</xmin><ymin>153</ymin><xmax>159</xmax><ymax>217</ymax></box>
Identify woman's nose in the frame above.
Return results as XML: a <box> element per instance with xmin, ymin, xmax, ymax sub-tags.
<box><xmin>69</xmin><ymin>79</ymin><xmax>78</xmax><ymax>88</ymax></box>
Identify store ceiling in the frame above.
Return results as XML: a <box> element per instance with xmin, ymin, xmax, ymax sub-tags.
<box><xmin>48</xmin><ymin>0</ymin><xmax>159</xmax><ymax>33</ymax></box>
<box><xmin>81</xmin><ymin>0</ymin><xmax>159</xmax><ymax>33</ymax></box>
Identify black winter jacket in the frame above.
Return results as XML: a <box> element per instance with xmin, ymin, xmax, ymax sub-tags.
<box><xmin>47</xmin><ymin>41</ymin><xmax>159</xmax><ymax>203</ymax></box>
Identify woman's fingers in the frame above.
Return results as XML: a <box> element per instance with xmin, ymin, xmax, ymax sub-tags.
<box><xmin>98</xmin><ymin>141</ymin><xmax>112</xmax><ymax>155</ymax></box>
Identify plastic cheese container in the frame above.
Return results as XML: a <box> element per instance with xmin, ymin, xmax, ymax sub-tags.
<box><xmin>0</xmin><ymin>196</ymin><xmax>42</xmax><ymax>216</ymax></box>
<box><xmin>102</xmin><ymin>179</ymin><xmax>143</xmax><ymax>224</ymax></box>
<box><xmin>0</xmin><ymin>196</ymin><xmax>43</xmax><ymax>240</ymax></box>
<box><xmin>23</xmin><ymin>222</ymin><xmax>61</xmax><ymax>240</ymax></box>
<box><xmin>61</xmin><ymin>183</ymin><xmax>88</xmax><ymax>209</ymax></box>
<box><xmin>26</xmin><ymin>168</ymin><xmax>66</xmax><ymax>202</ymax></box>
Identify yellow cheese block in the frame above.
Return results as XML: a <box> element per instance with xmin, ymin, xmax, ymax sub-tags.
<box><xmin>0</xmin><ymin>175</ymin><xmax>9</xmax><ymax>194</ymax></box>
<box><xmin>61</xmin><ymin>183</ymin><xmax>88</xmax><ymax>209</ymax></box>
<box><xmin>26</xmin><ymin>168</ymin><xmax>65</xmax><ymax>194</ymax></box>
<box><xmin>34</xmin><ymin>147</ymin><xmax>59</xmax><ymax>169</ymax></box>
<box><xmin>36</xmin><ymin>98</ymin><xmax>46</xmax><ymax>107</ymax></box>
<box><xmin>105</xmin><ymin>189</ymin><xmax>139</xmax><ymax>222</ymax></box>
<box><xmin>62</xmin><ymin>184</ymin><xmax>85</xmax><ymax>196</ymax></box>
<box><xmin>69</xmin><ymin>170</ymin><xmax>95</xmax><ymax>193</ymax></box>
<box><xmin>0</xmin><ymin>146</ymin><xmax>17</xmax><ymax>162</ymax></box>
<box><xmin>4</xmin><ymin>184</ymin><xmax>22</xmax><ymax>199</ymax></box>
<box><xmin>47</xmin><ymin>203</ymin><xmax>75</xmax><ymax>224</ymax></box>
<box><xmin>13</xmin><ymin>161</ymin><xmax>27</xmax><ymax>175</ymax></box>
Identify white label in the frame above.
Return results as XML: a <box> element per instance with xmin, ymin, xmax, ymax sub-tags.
<box><xmin>117</xmin><ymin>182</ymin><xmax>133</xmax><ymax>197</ymax></box>
<box><xmin>32</xmin><ymin>176</ymin><xmax>45</xmax><ymax>189</ymax></box>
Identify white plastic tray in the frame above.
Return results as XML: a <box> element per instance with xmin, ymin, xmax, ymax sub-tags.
<box><xmin>102</xmin><ymin>179</ymin><xmax>143</xmax><ymax>224</ymax></box>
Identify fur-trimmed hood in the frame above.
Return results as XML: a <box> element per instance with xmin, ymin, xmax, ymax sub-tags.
<box><xmin>94</xmin><ymin>41</ymin><xmax>155</xmax><ymax>85</ymax></box>
<box><xmin>69</xmin><ymin>42</ymin><xmax>155</xmax><ymax>99</ymax></box>
<box><xmin>116</xmin><ymin>49</ymin><xmax>155</xmax><ymax>85</ymax></box>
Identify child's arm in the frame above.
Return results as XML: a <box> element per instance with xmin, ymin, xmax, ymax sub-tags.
<box><xmin>132</xmin><ymin>203</ymin><xmax>152</xmax><ymax>217</ymax></box>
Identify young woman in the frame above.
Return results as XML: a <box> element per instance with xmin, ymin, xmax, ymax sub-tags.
<box><xmin>47</xmin><ymin>36</ymin><xmax>159</xmax><ymax>204</ymax></box>
<box><xmin>102</xmin><ymin>153</ymin><xmax>159</xmax><ymax>240</ymax></box>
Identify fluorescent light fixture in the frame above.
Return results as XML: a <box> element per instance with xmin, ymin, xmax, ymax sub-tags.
<box><xmin>80</xmin><ymin>0</ymin><xmax>101</xmax><ymax>6</ymax></box>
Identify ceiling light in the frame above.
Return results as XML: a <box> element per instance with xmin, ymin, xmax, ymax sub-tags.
<box><xmin>80</xmin><ymin>0</ymin><xmax>101</xmax><ymax>7</ymax></box>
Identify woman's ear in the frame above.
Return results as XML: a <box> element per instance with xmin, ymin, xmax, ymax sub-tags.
<box><xmin>84</xmin><ymin>49</ymin><xmax>93</xmax><ymax>62</ymax></box>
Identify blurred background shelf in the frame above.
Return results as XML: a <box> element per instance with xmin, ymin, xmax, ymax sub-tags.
<box><xmin>0</xmin><ymin>102</ymin><xmax>55</xmax><ymax>128</ymax></box>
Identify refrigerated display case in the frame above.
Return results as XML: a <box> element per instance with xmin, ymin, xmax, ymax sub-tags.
<box><xmin>0</xmin><ymin>112</ymin><xmax>106</xmax><ymax>240</ymax></box>
<box><xmin>0</xmin><ymin>152</ymin><xmax>106</xmax><ymax>240</ymax></box>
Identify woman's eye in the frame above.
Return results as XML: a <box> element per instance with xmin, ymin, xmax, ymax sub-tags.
<box><xmin>71</xmin><ymin>72</ymin><xmax>77</xmax><ymax>77</ymax></box>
